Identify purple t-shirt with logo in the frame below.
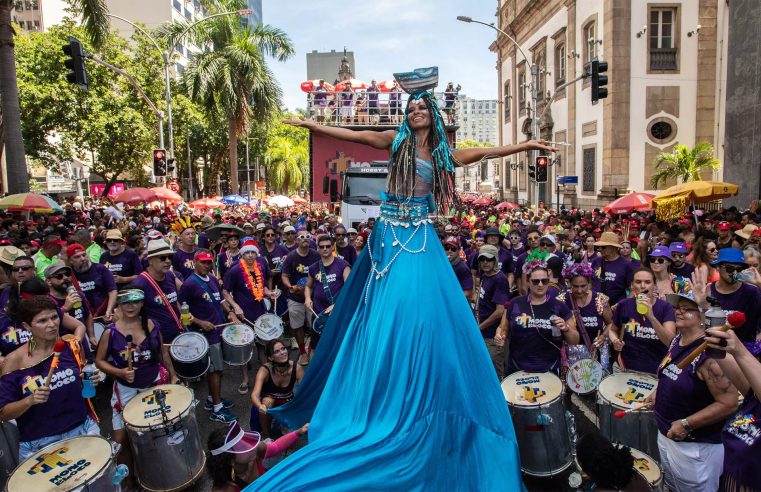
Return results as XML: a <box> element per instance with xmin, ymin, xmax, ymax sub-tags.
<box><xmin>722</xmin><ymin>390</ymin><xmax>761</xmax><ymax>488</ymax></box>
<box><xmin>133</xmin><ymin>271</ymin><xmax>182</xmax><ymax>342</ymax></box>
<box><xmin>223</xmin><ymin>261</ymin><xmax>272</xmax><ymax>323</ymax></box>
<box><xmin>478</xmin><ymin>271</ymin><xmax>510</xmax><ymax>338</ymax></box>
<box><xmin>313</xmin><ymin>86</ymin><xmax>328</xmax><ymax>105</ymax></box>
<box><xmin>107</xmin><ymin>322</ymin><xmax>162</xmax><ymax>388</ymax></box>
<box><xmin>591</xmin><ymin>255</ymin><xmax>635</xmax><ymax>305</ymax></box>
<box><xmin>99</xmin><ymin>248</ymin><xmax>143</xmax><ymax>290</ymax></box>
<box><xmin>178</xmin><ymin>274</ymin><xmax>225</xmax><ymax>345</ymax></box>
<box><xmin>452</xmin><ymin>258</ymin><xmax>474</xmax><ymax>291</ymax></box>
<box><xmin>172</xmin><ymin>247</ymin><xmax>198</xmax><ymax>282</ymax></box>
<box><xmin>50</xmin><ymin>291</ymin><xmax>90</xmax><ymax>328</ymax></box>
<box><xmin>72</xmin><ymin>263</ymin><xmax>117</xmax><ymax>315</ymax></box>
<box><xmin>335</xmin><ymin>243</ymin><xmax>357</xmax><ymax>266</ymax></box>
<box><xmin>670</xmin><ymin>262</ymin><xmax>695</xmax><ymax>278</ymax></box>
<box><xmin>282</xmin><ymin>249</ymin><xmax>321</xmax><ymax>303</ymax></box>
<box><xmin>367</xmin><ymin>86</ymin><xmax>379</xmax><ymax>107</ymax></box>
<box><xmin>341</xmin><ymin>89</ymin><xmax>354</xmax><ymax>106</ymax></box>
<box><xmin>710</xmin><ymin>283</ymin><xmax>761</xmax><ymax>343</ymax></box>
<box><xmin>507</xmin><ymin>296</ymin><xmax>572</xmax><ymax>373</ymax></box>
<box><xmin>0</xmin><ymin>344</ymin><xmax>88</xmax><ymax>441</ymax></box>
<box><xmin>218</xmin><ymin>250</ymin><xmax>241</xmax><ymax>282</ymax></box>
<box><xmin>283</xmin><ymin>242</ymin><xmax>298</xmax><ymax>253</ymax></box>
<box><xmin>469</xmin><ymin>246</ymin><xmax>513</xmax><ymax>278</ymax></box>
<box><xmin>612</xmin><ymin>297</ymin><xmax>675</xmax><ymax>373</ymax></box>
<box><xmin>308</xmin><ymin>258</ymin><xmax>349</xmax><ymax>313</ymax></box>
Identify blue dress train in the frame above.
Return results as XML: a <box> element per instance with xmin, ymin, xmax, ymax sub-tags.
<box><xmin>246</xmin><ymin>168</ymin><xmax>526</xmax><ymax>491</ymax></box>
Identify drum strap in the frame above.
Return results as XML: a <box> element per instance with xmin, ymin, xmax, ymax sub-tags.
<box><xmin>68</xmin><ymin>275</ymin><xmax>108</xmax><ymax>317</ymax></box>
<box><xmin>318</xmin><ymin>261</ymin><xmax>335</xmax><ymax>306</ymax></box>
<box><xmin>569</xmin><ymin>294</ymin><xmax>594</xmax><ymax>352</ymax></box>
<box><xmin>189</xmin><ymin>274</ymin><xmax>226</xmax><ymax>321</ymax></box>
<box><xmin>139</xmin><ymin>272</ymin><xmax>185</xmax><ymax>333</ymax></box>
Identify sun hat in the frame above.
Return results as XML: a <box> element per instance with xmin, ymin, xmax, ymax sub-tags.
<box><xmin>669</xmin><ymin>242</ymin><xmax>688</xmax><ymax>254</ymax></box>
<box><xmin>711</xmin><ymin>248</ymin><xmax>748</xmax><ymax>267</ymax></box>
<box><xmin>736</xmin><ymin>224</ymin><xmax>759</xmax><ymax>239</ymax></box>
<box><xmin>665</xmin><ymin>278</ymin><xmax>700</xmax><ymax>310</ymax></box>
<box><xmin>105</xmin><ymin>229</ymin><xmax>123</xmax><ymax>241</ymax></box>
<box><xmin>484</xmin><ymin>227</ymin><xmax>505</xmax><ymax>242</ymax></box>
<box><xmin>0</xmin><ymin>246</ymin><xmax>24</xmax><ymax>266</ymax></box>
<box><xmin>595</xmin><ymin>232</ymin><xmax>621</xmax><ymax>248</ymax></box>
<box><xmin>647</xmin><ymin>245</ymin><xmax>672</xmax><ymax>260</ymax></box>
<box><xmin>200</xmin><ymin>216</ymin><xmax>215</xmax><ymax>230</ymax></box>
<box><xmin>210</xmin><ymin>421</ymin><xmax>261</xmax><ymax>456</ymax></box>
<box><xmin>478</xmin><ymin>244</ymin><xmax>499</xmax><ymax>260</ymax></box>
<box><xmin>144</xmin><ymin>240</ymin><xmax>174</xmax><ymax>259</ymax></box>
<box><xmin>347</xmin><ymin>228</ymin><xmax>358</xmax><ymax>234</ymax></box>
<box><xmin>283</xmin><ymin>226</ymin><xmax>296</xmax><ymax>234</ymax></box>
<box><xmin>540</xmin><ymin>235</ymin><xmax>556</xmax><ymax>245</ymax></box>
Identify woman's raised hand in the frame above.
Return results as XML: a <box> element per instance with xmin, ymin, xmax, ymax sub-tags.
<box><xmin>284</xmin><ymin>117</ymin><xmax>316</xmax><ymax>130</ymax></box>
<box><xmin>524</xmin><ymin>139</ymin><xmax>559</xmax><ymax>153</ymax></box>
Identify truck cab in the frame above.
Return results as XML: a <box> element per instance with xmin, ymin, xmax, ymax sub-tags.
<box><xmin>323</xmin><ymin>161</ymin><xmax>387</xmax><ymax>229</ymax></box>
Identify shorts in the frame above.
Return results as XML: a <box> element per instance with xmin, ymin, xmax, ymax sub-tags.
<box><xmin>208</xmin><ymin>342</ymin><xmax>224</xmax><ymax>373</ymax></box>
<box><xmin>340</xmin><ymin>107</ymin><xmax>353</xmax><ymax>117</ymax></box>
<box><xmin>369</xmin><ymin>107</ymin><xmax>379</xmax><ymax>115</ymax></box>
<box><xmin>20</xmin><ymin>416</ymin><xmax>100</xmax><ymax>461</ymax></box>
<box><xmin>314</xmin><ymin>106</ymin><xmax>327</xmax><ymax>117</ymax></box>
<box><xmin>389</xmin><ymin>104</ymin><xmax>401</xmax><ymax>115</ymax></box>
<box><xmin>287</xmin><ymin>299</ymin><xmax>312</xmax><ymax>329</ymax></box>
<box><xmin>111</xmin><ymin>379</ymin><xmax>157</xmax><ymax>430</ymax></box>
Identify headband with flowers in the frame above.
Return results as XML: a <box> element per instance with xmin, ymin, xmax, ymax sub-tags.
<box><xmin>561</xmin><ymin>262</ymin><xmax>595</xmax><ymax>280</ymax></box>
<box><xmin>522</xmin><ymin>249</ymin><xmax>550</xmax><ymax>276</ymax></box>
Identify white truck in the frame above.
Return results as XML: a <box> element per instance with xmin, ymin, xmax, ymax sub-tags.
<box><xmin>323</xmin><ymin>162</ymin><xmax>387</xmax><ymax>230</ymax></box>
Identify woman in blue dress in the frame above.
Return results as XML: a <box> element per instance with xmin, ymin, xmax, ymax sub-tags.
<box><xmin>247</xmin><ymin>79</ymin><xmax>556</xmax><ymax>491</ymax></box>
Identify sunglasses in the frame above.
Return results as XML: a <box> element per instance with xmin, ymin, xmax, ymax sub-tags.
<box><xmin>478</xmin><ymin>256</ymin><xmax>495</xmax><ymax>262</ymax></box>
<box><xmin>527</xmin><ymin>236</ymin><xmax>540</xmax><ymax>241</ymax></box>
<box><xmin>51</xmin><ymin>272</ymin><xmax>71</xmax><ymax>280</ymax></box>
<box><xmin>675</xmin><ymin>305</ymin><xmax>701</xmax><ymax>314</ymax></box>
<box><xmin>531</xmin><ymin>278</ymin><xmax>550</xmax><ymax>285</ymax></box>
<box><xmin>105</xmin><ymin>238</ymin><xmax>122</xmax><ymax>243</ymax></box>
<box><xmin>707</xmin><ymin>248</ymin><xmax>718</xmax><ymax>253</ymax></box>
<box><xmin>348</xmin><ymin>232</ymin><xmax>357</xmax><ymax>236</ymax></box>
<box><xmin>671</xmin><ymin>253</ymin><xmax>686</xmax><ymax>259</ymax></box>
<box><xmin>297</xmin><ymin>235</ymin><xmax>312</xmax><ymax>240</ymax></box>
<box><xmin>652</xmin><ymin>258</ymin><xmax>670</xmax><ymax>264</ymax></box>
<box><xmin>264</xmin><ymin>233</ymin><xmax>276</xmax><ymax>237</ymax></box>
<box><xmin>335</xmin><ymin>234</ymin><xmax>346</xmax><ymax>237</ymax></box>
<box><xmin>12</xmin><ymin>265</ymin><xmax>33</xmax><ymax>272</ymax></box>
<box><xmin>156</xmin><ymin>255</ymin><xmax>172</xmax><ymax>262</ymax></box>
<box><xmin>444</xmin><ymin>245</ymin><xmax>459</xmax><ymax>252</ymax></box>
<box><xmin>285</xmin><ymin>232</ymin><xmax>295</xmax><ymax>235</ymax></box>
<box><xmin>318</xmin><ymin>245</ymin><xmax>332</xmax><ymax>250</ymax></box>
<box><xmin>540</xmin><ymin>242</ymin><xmax>553</xmax><ymax>247</ymax></box>
<box><xmin>722</xmin><ymin>265</ymin><xmax>746</xmax><ymax>274</ymax></box>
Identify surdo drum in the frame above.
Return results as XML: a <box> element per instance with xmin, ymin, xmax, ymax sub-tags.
<box><xmin>6</xmin><ymin>436</ymin><xmax>120</xmax><ymax>492</ymax></box>
<box><xmin>221</xmin><ymin>324</ymin><xmax>255</xmax><ymax>366</ymax></box>
<box><xmin>253</xmin><ymin>314</ymin><xmax>284</xmax><ymax>343</ymax></box>
<box><xmin>122</xmin><ymin>385</ymin><xmax>205</xmax><ymax>491</ymax></box>
<box><xmin>598</xmin><ymin>373</ymin><xmax>660</xmax><ymax>462</ymax></box>
<box><xmin>170</xmin><ymin>332</ymin><xmax>209</xmax><ymax>380</ymax></box>
<box><xmin>502</xmin><ymin>372</ymin><xmax>574</xmax><ymax>476</ymax></box>
<box><xmin>629</xmin><ymin>448</ymin><xmax>664</xmax><ymax>491</ymax></box>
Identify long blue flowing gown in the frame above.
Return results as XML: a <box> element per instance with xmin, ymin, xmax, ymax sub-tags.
<box><xmin>246</xmin><ymin>160</ymin><xmax>526</xmax><ymax>491</ymax></box>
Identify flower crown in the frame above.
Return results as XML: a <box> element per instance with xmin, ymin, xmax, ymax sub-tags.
<box><xmin>562</xmin><ymin>262</ymin><xmax>595</xmax><ymax>280</ymax></box>
<box><xmin>522</xmin><ymin>250</ymin><xmax>549</xmax><ymax>275</ymax></box>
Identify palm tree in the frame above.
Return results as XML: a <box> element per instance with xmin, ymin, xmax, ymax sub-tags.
<box><xmin>650</xmin><ymin>141</ymin><xmax>721</xmax><ymax>190</ymax></box>
<box><xmin>266</xmin><ymin>136</ymin><xmax>308</xmax><ymax>194</ymax></box>
<box><xmin>0</xmin><ymin>0</ymin><xmax>109</xmax><ymax>194</ymax></box>
<box><xmin>159</xmin><ymin>0</ymin><xmax>294</xmax><ymax>195</ymax></box>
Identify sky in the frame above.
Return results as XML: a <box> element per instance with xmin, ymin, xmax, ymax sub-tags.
<box><xmin>262</xmin><ymin>0</ymin><xmax>502</xmax><ymax>112</ymax></box>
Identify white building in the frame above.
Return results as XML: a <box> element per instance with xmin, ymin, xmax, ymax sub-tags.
<box><xmin>11</xmin><ymin>0</ymin><xmax>68</xmax><ymax>33</ymax></box>
<box><xmin>456</xmin><ymin>94</ymin><xmax>500</xmax><ymax>145</ymax></box>
<box><xmin>492</xmin><ymin>0</ymin><xmax>729</xmax><ymax>208</ymax></box>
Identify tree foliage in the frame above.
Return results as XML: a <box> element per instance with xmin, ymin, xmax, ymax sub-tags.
<box><xmin>456</xmin><ymin>139</ymin><xmax>495</xmax><ymax>149</ymax></box>
<box><xmin>650</xmin><ymin>142</ymin><xmax>721</xmax><ymax>190</ymax></box>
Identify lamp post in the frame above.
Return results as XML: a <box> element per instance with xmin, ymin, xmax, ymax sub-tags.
<box><xmin>245</xmin><ymin>137</ymin><xmax>258</xmax><ymax>200</ymax></box>
<box><xmin>105</xmin><ymin>9</ymin><xmax>253</xmax><ymax>180</ymax></box>
<box><xmin>457</xmin><ymin>15</ymin><xmax>540</xmax><ymax>210</ymax></box>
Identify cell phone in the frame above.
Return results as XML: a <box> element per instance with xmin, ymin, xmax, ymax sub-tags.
<box><xmin>753</xmin><ymin>229</ymin><xmax>761</xmax><ymax>237</ymax></box>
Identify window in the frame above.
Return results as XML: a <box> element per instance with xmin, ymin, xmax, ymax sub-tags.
<box><xmin>481</xmin><ymin>161</ymin><xmax>488</xmax><ymax>178</ymax></box>
<box><xmin>584</xmin><ymin>22</ymin><xmax>597</xmax><ymax>64</ymax></box>
<box><xmin>176</xmin><ymin>63</ymin><xmax>185</xmax><ymax>73</ymax></box>
<box><xmin>26</xmin><ymin>21</ymin><xmax>32</xmax><ymax>30</ymax></box>
<box><xmin>184</xmin><ymin>7</ymin><xmax>192</xmax><ymax>19</ymax></box>
<box><xmin>650</xmin><ymin>121</ymin><xmax>672</xmax><ymax>140</ymax></box>
<box><xmin>173</xmin><ymin>0</ymin><xmax>182</xmax><ymax>12</ymax></box>
<box><xmin>31</xmin><ymin>0</ymin><xmax>38</xmax><ymax>9</ymax></box>
<box><xmin>536</xmin><ymin>57</ymin><xmax>545</xmax><ymax>102</ymax></box>
<box><xmin>33</xmin><ymin>20</ymin><xmax>39</xmax><ymax>29</ymax></box>
<box><xmin>649</xmin><ymin>8</ymin><xmax>678</xmax><ymax>71</ymax></box>
<box><xmin>583</xmin><ymin>147</ymin><xmax>596</xmax><ymax>193</ymax></box>
<box><xmin>518</xmin><ymin>70</ymin><xmax>526</xmax><ymax>113</ymax></box>
<box><xmin>555</xmin><ymin>44</ymin><xmax>566</xmax><ymax>86</ymax></box>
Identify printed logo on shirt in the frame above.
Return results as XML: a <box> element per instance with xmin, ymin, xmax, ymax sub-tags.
<box><xmin>658</xmin><ymin>353</ymin><xmax>673</xmax><ymax>371</ymax></box>
<box><xmin>153</xmin><ymin>291</ymin><xmax>178</xmax><ymax>306</ymax></box>
<box><xmin>2</xmin><ymin>326</ymin><xmax>31</xmax><ymax>346</ymax></box>
<box><xmin>183</xmin><ymin>259</ymin><xmax>194</xmax><ymax>269</ymax></box>
<box><xmin>315</xmin><ymin>273</ymin><xmax>337</xmax><ymax>284</ymax></box>
<box><xmin>515</xmin><ymin>313</ymin><xmax>532</xmax><ymax>328</ymax></box>
<box><xmin>727</xmin><ymin>412</ymin><xmax>760</xmax><ymax>446</ymax></box>
<box><xmin>71</xmin><ymin>308</ymin><xmax>84</xmax><ymax>320</ymax></box>
<box><xmin>622</xmin><ymin>319</ymin><xmax>659</xmax><ymax>340</ymax></box>
<box><xmin>296</xmin><ymin>264</ymin><xmax>310</xmax><ymax>274</ymax></box>
<box><xmin>661</xmin><ymin>363</ymin><xmax>682</xmax><ymax>381</ymax></box>
<box><xmin>514</xmin><ymin>314</ymin><xmax>554</xmax><ymax>331</ymax></box>
<box><xmin>580</xmin><ymin>316</ymin><xmax>599</xmax><ymax>328</ymax></box>
<box><xmin>78</xmin><ymin>281</ymin><xmax>95</xmax><ymax>292</ymax></box>
<box><xmin>104</xmin><ymin>262</ymin><xmax>123</xmax><ymax>273</ymax></box>
<box><xmin>119</xmin><ymin>345</ymin><xmax>150</xmax><ymax>363</ymax></box>
<box><xmin>21</xmin><ymin>374</ymin><xmax>45</xmax><ymax>396</ymax></box>
<box><xmin>21</xmin><ymin>368</ymin><xmax>77</xmax><ymax>396</ymax></box>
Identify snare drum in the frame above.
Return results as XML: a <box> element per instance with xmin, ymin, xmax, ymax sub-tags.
<box><xmin>253</xmin><ymin>313</ymin><xmax>284</xmax><ymax>343</ymax></box>
<box><xmin>598</xmin><ymin>373</ymin><xmax>660</xmax><ymax>462</ymax></box>
<box><xmin>502</xmin><ymin>372</ymin><xmax>573</xmax><ymax>476</ymax></box>
<box><xmin>170</xmin><ymin>332</ymin><xmax>209</xmax><ymax>380</ymax></box>
<box><xmin>566</xmin><ymin>358</ymin><xmax>604</xmax><ymax>394</ymax></box>
<box><xmin>122</xmin><ymin>385</ymin><xmax>205</xmax><ymax>492</ymax></box>
<box><xmin>7</xmin><ymin>435</ymin><xmax>120</xmax><ymax>492</ymax></box>
<box><xmin>630</xmin><ymin>448</ymin><xmax>664</xmax><ymax>491</ymax></box>
<box><xmin>221</xmin><ymin>324</ymin><xmax>255</xmax><ymax>366</ymax></box>
<box><xmin>87</xmin><ymin>321</ymin><xmax>106</xmax><ymax>352</ymax></box>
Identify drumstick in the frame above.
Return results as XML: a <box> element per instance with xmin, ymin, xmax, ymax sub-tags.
<box><xmin>614</xmin><ymin>402</ymin><xmax>652</xmax><ymax>418</ymax></box>
<box><xmin>215</xmin><ymin>321</ymin><xmax>236</xmax><ymax>328</ymax></box>
<box><xmin>125</xmin><ymin>334</ymin><xmax>133</xmax><ymax>371</ymax></box>
<box><xmin>307</xmin><ymin>305</ymin><xmax>320</xmax><ymax>319</ymax></box>
<box><xmin>274</xmin><ymin>287</ymin><xmax>279</xmax><ymax>313</ymax></box>
<box><xmin>44</xmin><ymin>341</ymin><xmax>67</xmax><ymax>387</ymax></box>
<box><xmin>676</xmin><ymin>312</ymin><xmax>746</xmax><ymax>369</ymax></box>
<box><xmin>163</xmin><ymin>343</ymin><xmax>189</xmax><ymax>348</ymax></box>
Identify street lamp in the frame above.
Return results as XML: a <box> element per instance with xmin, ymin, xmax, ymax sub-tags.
<box><xmin>106</xmin><ymin>9</ymin><xmax>252</xmax><ymax>180</ymax></box>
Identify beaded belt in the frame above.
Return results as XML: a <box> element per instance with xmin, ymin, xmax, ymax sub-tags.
<box><xmin>379</xmin><ymin>201</ymin><xmax>431</xmax><ymax>221</ymax></box>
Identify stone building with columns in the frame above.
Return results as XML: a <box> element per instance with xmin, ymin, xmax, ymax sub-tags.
<box><xmin>491</xmin><ymin>0</ymin><xmax>729</xmax><ymax>208</ymax></box>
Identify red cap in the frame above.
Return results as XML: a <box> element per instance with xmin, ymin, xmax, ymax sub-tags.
<box><xmin>66</xmin><ymin>244</ymin><xmax>85</xmax><ymax>257</ymax></box>
<box><xmin>25</xmin><ymin>221</ymin><xmax>36</xmax><ymax>227</ymax></box>
<box><xmin>195</xmin><ymin>252</ymin><xmax>214</xmax><ymax>262</ymax></box>
<box><xmin>593</xmin><ymin>228</ymin><xmax>602</xmax><ymax>233</ymax></box>
<box><xmin>732</xmin><ymin>223</ymin><xmax>743</xmax><ymax>230</ymax></box>
<box><xmin>444</xmin><ymin>236</ymin><xmax>460</xmax><ymax>249</ymax></box>
<box><xmin>718</xmin><ymin>222</ymin><xmax>730</xmax><ymax>230</ymax></box>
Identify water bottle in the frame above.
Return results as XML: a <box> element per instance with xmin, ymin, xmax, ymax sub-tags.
<box><xmin>549</xmin><ymin>315</ymin><xmax>562</xmax><ymax>341</ymax></box>
<box><xmin>112</xmin><ymin>464</ymin><xmax>129</xmax><ymax>485</ymax></box>
<box><xmin>734</xmin><ymin>271</ymin><xmax>755</xmax><ymax>283</ymax></box>
<box><xmin>66</xmin><ymin>286</ymin><xmax>82</xmax><ymax>309</ymax></box>
<box><xmin>705</xmin><ymin>296</ymin><xmax>727</xmax><ymax>360</ymax></box>
<box><xmin>81</xmin><ymin>356</ymin><xmax>96</xmax><ymax>399</ymax></box>
<box><xmin>181</xmin><ymin>302</ymin><xmax>191</xmax><ymax>326</ymax></box>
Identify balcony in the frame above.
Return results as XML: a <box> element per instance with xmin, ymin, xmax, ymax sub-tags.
<box><xmin>650</xmin><ymin>48</ymin><xmax>677</xmax><ymax>71</ymax></box>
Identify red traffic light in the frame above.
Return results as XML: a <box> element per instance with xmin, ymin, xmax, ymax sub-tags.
<box><xmin>537</xmin><ymin>157</ymin><xmax>548</xmax><ymax>166</ymax></box>
<box><xmin>154</xmin><ymin>150</ymin><xmax>164</xmax><ymax>159</ymax></box>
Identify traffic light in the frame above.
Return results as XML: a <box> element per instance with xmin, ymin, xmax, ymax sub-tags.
<box><xmin>166</xmin><ymin>158</ymin><xmax>175</xmax><ymax>175</ymax></box>
<box><xmin>536</xmin><ymin>156</ymin><xmax>548</xmax><ymax>183</ymax></box>
<box><xmin>62</xmin><ymin>36</ymin><xmax>88</xmax><ymax>90</ymax></box>
<box><xmin>153</xmin><ymin>149</ymin><xmax>167</xmax><ymax>176</ymax></box>
<box><xmin>528</xmin><ymin>162</ymin><xmax>536</xmax><ymax>181</ymax></box>
<box><xmin>591</xmin><ymin>57</ymin><xmax>608</xmax><ymax>105</ymax></box>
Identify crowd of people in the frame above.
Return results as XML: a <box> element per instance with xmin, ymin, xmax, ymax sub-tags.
<box><xmin>0</xmin><ymin>195</ymin><xmax>759</xmax><ymax>490</ymax></box>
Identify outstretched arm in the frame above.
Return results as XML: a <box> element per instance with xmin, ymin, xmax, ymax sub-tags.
<box><xmin>452</xmin><ymin>140</ymin><xmax>559</xmax><ymax>166</ymax></box>
<box><xmin>285</xmin><ymin>117</ymin><xmax>396</xmax><ymax>150</ymax></box>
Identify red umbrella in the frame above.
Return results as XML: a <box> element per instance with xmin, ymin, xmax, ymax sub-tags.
<box><xmin>495</xmin><ymin>201</ymin><xmax>519</xmax><ymax>210</ymax></box>
<box><xmin>334</xmin><ymin>79</ymin><xmax>368</xmax><ymax>91</ymax></box>
<box><xmin>460</xmin><ymin>195</ymin><xmax>477</xmax><ymax>202</ymax></box>
<box><xmin>150</xmin><ymin>187</ymin><xmax>183</xmax><ymax>203</ymax></box>
<box><xmin>189</xmin><ymin>198</ymin><xmax>226</xmax><ymax>210</ymax></box>
<box><xmin>290</xmin><ymin>195</ymin><xmax>307</xmax><ymax>204</ymax></box>
<box><xmin>300</xmin><ymin>79</ymin><xmax>335</xmax><ymax>92</ymax></box>
<box><xmin>602</xmin><ymin>192</ymin><xmax>656</xmax><ymax>215</ymax></box>
<box><xmin>377</xmin><ymin>80</ymin><xmax>397</xmax><ymax>92</ymax></box>
<box><xmin>113</xmin><ymin>187</ymin><xmax>158</xmax><ymax>206</ymax></box>
<box><xmin>473</xmin><ymin>197</ymin><xmax>494</xmax><ymax>206</ymax></box>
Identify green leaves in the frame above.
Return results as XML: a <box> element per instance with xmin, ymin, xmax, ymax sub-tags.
<box><xmin>651</xmin><ymin>142</ymin><xmax>721</xmax><ymax>190</ymax></box>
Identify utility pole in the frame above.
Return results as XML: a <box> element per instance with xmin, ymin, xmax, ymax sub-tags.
<box><xmin>187</xmin><ymin>129</ymin><xmax>193</xmax><ymax>201</ymax></box>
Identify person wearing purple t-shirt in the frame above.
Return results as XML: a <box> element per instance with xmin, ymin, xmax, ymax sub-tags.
<box><xmin>333</xmin><ymin>225</ymin><xmax>358</xmax><ymax>266</ymax></box>
<box><xmin>217</xmin><ymin>232</ymin><xmax>242</xmax><ymax>282</ymax></box>
<box><xmin>172</xmin><ymin>227</ymin><xmax>199</xmax><ymax>281</ymax></box>
<box><xmin>282</xmin><ymin>225</ymin><xmax>298</xmax><ymax>252</ymax></box>
<box><xmin>339</xmin><ymin>82</ymin><xmax>354</xmax><ymax>124</ymax></box>
<box><xmin>68</xmin><ymin>243</ymin><xmax>117</xmax><ymax>322</ymax></box>
<box><xmin>668</xmin><ymin>242</ymin><xmax>695</xmax><ymax>278</ymax></box>
<box><xmin>367</xmin><ymin>80</ymin><xmax>380</xmax><ymax>125</ymax></box>
<box><xmin>514</xmin><ymin>229</ymin><xmax>541</xmax><ymax>295</ymax></box>
<box><xmin>0</xmin><ymin>296</ymin><xmax>101</xmax><ymax>461</ymax></box>
<box><xmin>281</xmin><ymin>229</ymin><xmax>320</xmax><ymax>366</ymax></box>
<box><xmin>609</xmin><ymin>268</ymin><xmax>676</xmax><ymax>374</ymax></box>
<box><xmin>133</xmin><ymin>240</ymin><xmax>185</xmax><ymax>342</ymax></box>
<box><xmin>444</xmin><ymin>237</ymin><xmax>473</xmax><ymax>299</ymax></box>
<box><xmin>45</xmin><ymin>263</ymin><xmax>94</xmax><ymax>346</ymax></box>
<box><xmin>178</xmin><ymin>250</ymin><xmax>240</xmax><ymax>423</ymax></box>
<box><xmin>590</xmin><ymin>232</ymin><xmax>635</xmax><ymax>306</ymax></box>
<box><xmin>474</xmin><ymin>245</ymin><xmax>510</xmax><ymax>378</ymax></box>
<box><xmin>388</xmin><ymin>80</ymin><xmax>402</xmax><ymax>124</ymax></box>
<box><xmin>312</xmin><ymin>80</ymin><xmax>329</xmax><ymax>124</ymax></box>
<box><xmin>99</xmin><ymin>229</ymin><xmax>143</xmax><ymax>290</ymax></box>
<box><xmin>471</xmin><ymin>228</ymin><xmax>513</xmax><ymax>303</ymax></box>
<box><xmin>497</xmin><ymin>260</ymin><xmax>578</xmax><ymax>377</ymax></box>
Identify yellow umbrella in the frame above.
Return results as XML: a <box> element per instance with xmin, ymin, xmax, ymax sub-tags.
<box><xmin>650</xmin><ymin>181</ymin><xmax>739</xmax><ymax>221</ymax></box>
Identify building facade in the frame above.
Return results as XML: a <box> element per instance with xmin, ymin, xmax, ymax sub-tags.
<box><xmin>241</xmin><ymin>0</ymin><xmax>262</xmax><ymax>30</ymax></box>
<box><xmin>455</xmin><ymin>94</ymin><xmax>500</xmax><ymax>145</ymax></box>
<box><xmin>11</xmin><ymin>0</ymin><xmax>68</xmax><ymax>33</ymax></box>
<box><xmin>306</xmin><ymin>49</ymin><xmax>356</xmax><ymax>85</ymax></box>
<box><xmin>492</xmin><ymin>0</ymin><xmax>729</xmax><ymax>208</ymax></box>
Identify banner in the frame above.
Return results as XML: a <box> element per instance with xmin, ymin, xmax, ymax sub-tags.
<box><xmin>90</xmin><ymin>183</ymin><xmax>124</xmax><ymax>197</ymax></box>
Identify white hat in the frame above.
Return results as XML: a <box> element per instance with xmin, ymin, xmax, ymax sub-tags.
<box><xmin>542</xmin><ymin>235</ymin><xmax>557</xmax><ymax>245</ymax></box>
<box><xmin>255</xmin><ymin>223</ymin><xmax>266</xmax><ymax>231</ymax></box>
<box><xmin>347</xmin><ymin>228</ymin><xmax>358</xmax><ymax>234</ymax></box>
<box><xmin>444</xmin><ymin>225</ymin><xmax>453</xmax><ymax>231</ymax></box>
<box><xmin>144</xmin><ymin>239</ymin><xmax>174</xmax><ymax>258</ymax></box>
<box><xmin>283</xmin><ymin>226</ymin><xmax>296</xmax><ymax>233</ymax></box>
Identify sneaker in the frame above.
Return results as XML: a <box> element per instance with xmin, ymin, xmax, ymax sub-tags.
<box><xmin>204</xmin><ymin>399</ymin><xmax>235</xmax><ymax>411</ymax></box>
<box><xmin>237</xmin><ymin>382</ymin><xmax>249</xmax><ymax>395</ymax></box>
<box><xmin>298</xmin><ymin>353</ymin><xmax>310</xmax><ymax>366</ymax></box>
<box><xmin>290</xmin><ymin>337</ymin><xmax>298</xmax><ymax>350</ymax></box>
<box><xmin>210</xmin><ymin>407</ymin><xmax>238</xmax><ymax>423</ymax></box>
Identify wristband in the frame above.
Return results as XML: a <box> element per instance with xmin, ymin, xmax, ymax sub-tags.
<box><xmin>680</xmin><ymin>418</ymin><xmax>692</xmax><ymax>433</ymax></box>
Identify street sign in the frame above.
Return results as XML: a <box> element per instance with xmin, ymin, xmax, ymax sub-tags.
<box><xmin>556</xmin><ymin>176</ymin><xmax>579</xmax><ymax>185</ymax></box>
<box><xmin>167</xmin><ymin>180</ymin><xmax>180</xmax><ymax>193</ymax></box>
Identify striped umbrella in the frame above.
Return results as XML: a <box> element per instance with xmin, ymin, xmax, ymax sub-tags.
<box><xmin>149</xmin><ymin>187</ymin><xmax>183</xmax><ymax>203</ymax></box>
<box><xmin>0</xmin><ymin>193</ymin><xmax>63</xmax><ymax>213</ymax></box>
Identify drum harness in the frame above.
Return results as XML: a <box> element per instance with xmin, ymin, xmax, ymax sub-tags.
<box><xmin>189</xmin><ymin>274</ymin><xmax>226</xmax><ymax>320</ymax></box>
<box><xmin>313</xmin><ymin>260</ymin><xmax>335</xmax><ymax>331</ymax></box>
<box><xmin>139</xmin><ymin>272</ymin><xmax>185</xmax><ymax>334</ymax></box>
<box><xmin>68</xmin><ymin>275</ymin><xmax>108</xmax><ymax>317</ymax></box>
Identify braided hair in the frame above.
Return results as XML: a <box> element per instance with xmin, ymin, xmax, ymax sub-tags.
<box><xmin>388</xmin><ymin>92</ymin><xmax>459</xmax><ymax>212</ymax></box>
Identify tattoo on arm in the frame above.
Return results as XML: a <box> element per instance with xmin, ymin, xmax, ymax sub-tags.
<box><xmin>705</xmin><ymin>359</ymin><xmax>733</xmax><ymax>394</ymax></box>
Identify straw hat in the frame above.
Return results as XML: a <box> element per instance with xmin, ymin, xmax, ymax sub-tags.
<box><xmin>735</xmin><ymin>224</ymin><xmax>759</xmax><ymax>239</ymax></box>
<box><xmin>595</xmin><ymin>232</ymin><xmax>622</xmax><ymax>248</ymax></box>
<box><xmin>105</xmin><ymin>229</ymin><xmax>123</xmax><ymax>241</ymax></box>
<box><xmin>0</xmin><ymin>246</ymin><xmax>24</xmax><ymax>266</ymax></box>
<box><xmin>144</xmin><ymin>239</ymin><xmax>174</xmax><ymax>258</ymax></box>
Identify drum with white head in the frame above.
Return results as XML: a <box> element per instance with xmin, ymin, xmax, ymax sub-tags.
<box><xmin>169</xmin><ymin>332</ymin><xmax>209</xmax><ymax>380</ymax></box>
<box><xmin>221</xmin><ymin>324</ymin><xmax>254</xmax><ymax>366</ymax></box>
<box><xmin>253</xmin><ymin>314</ymin><xmax>284</xmax><ymax>343</ymax></box>
<box><xmin>630</xmin><ymin>448</ymin><xmax>664</xmax><ymax>491</ymax></box>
